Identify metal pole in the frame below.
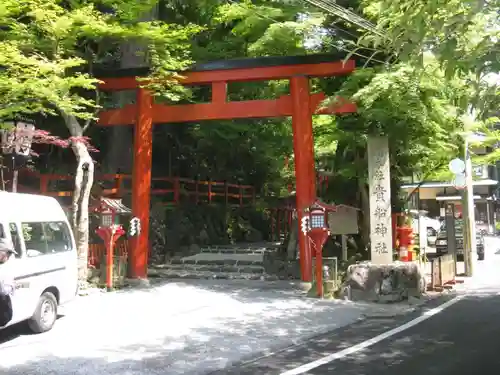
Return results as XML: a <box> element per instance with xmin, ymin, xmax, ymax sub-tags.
<box><xmin>107</xmin><ymin>228</ymin><xmax>115</xmax><ymax>292</ymax></box>
<box><xmin>463</xmin><ymin>137</ymin><xmax>475</xmax><ymax>276</ymax></box>
<box><xmin>12</xmin><ymin>170</ymin><xmax>18</xmax><ymax>193</ymax></box>
<box><xmin>486</xmin><ymin>200</ymin><xmax>491</xmax><ymax>234</ymax></box>
<box><xmin>10</xmin><ymin>156</ymin><xmax>17</xmax><ymax>193</ymax></box>
<box><xmin>341</xmin><ymin>235</ymin><xmax>348</xmax><ymax>261</ymax></box>
<box><xmin>418</xmin><ymin>210</ymin><xmax>427</xmax><ymax>264</ymax></box>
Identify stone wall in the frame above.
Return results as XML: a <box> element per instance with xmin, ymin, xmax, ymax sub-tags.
<box><xmin>148</xmin><ymin>203</ymin><xmax>271</xmax><ymax>264</ymax></box>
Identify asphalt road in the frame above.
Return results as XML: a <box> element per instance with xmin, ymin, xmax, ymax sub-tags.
<box><xmin>217</xmin><ymin>293</ymin><xmax>500</xmax><ymax>375</ymax></box>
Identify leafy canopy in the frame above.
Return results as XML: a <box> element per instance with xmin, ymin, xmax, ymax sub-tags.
<box><xmin>359</xmin><ymin>0</ymin><xmax>500</xmax><ymax>77</ymax></box>
<box><xmin>0</xmin><ymin>0</ymin><xmax>201</xmax><ymax>120</ymax></box>
<box><xmin>317</xmin><ymin>57</ymin><xmax>468</xmax><ymax>182</ymax></box>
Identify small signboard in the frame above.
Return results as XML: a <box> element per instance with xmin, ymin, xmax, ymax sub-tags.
<box><xmin>14</xmin><ymin>123</ymin><xmax>35</xmax><ymax>156</ymax></box>
<box><xmin>328</xmin><ymin>204</ymin><xmax>359</xmax><ymax>235</ymax></box>
<box><xmin>1</xmin><ymin>121</ymin><xmax>35</xmax><ymax>156</ymax></box>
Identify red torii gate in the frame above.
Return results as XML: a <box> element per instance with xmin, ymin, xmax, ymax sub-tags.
<box><xmin>97</xmin><ymin>54</ymin><xmax>357</xmax><ymax>282</ymax></box>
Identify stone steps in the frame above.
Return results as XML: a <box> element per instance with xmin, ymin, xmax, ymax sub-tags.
<box><xmin>149</xmin><ymin>267</ymin><xmax>279</xmax><ymax>281</ymax></box>
<box><xmin>170</xmin><ymin>258</ymin><xmax>264</xmax><ymax>266</ymax></box>
<box><xmin>149</xmin><ymin>244</ymin><xmax>292</xmax><ymax>281</ymax></box>
<box><xmin>155</xmin><ymin>262</ymin><xmax>265</xmax><ymax>274</ymax></box>
<box><xmin>174</xmin><ymin>255</ymin><xmax>264</xmax><ymax>265</ymax></box>
<box><xmin>199</xmin><ymin>246</ymin><xmax>273</xmax><ymax>255</ymax></box>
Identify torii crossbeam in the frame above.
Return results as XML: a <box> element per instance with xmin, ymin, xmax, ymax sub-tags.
<box><xmin>96</xmin><ymin>54</ymin><xmax>357</xmax><ymax>282</ymax></box>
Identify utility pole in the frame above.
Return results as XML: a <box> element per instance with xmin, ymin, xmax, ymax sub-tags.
<box><xmin>463</xmin><ymin>136</ymin><xmax>475</xmax><ymax>277</ymax></box>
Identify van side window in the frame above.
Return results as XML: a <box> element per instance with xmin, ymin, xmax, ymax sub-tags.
<box><xmin>9</xmin><ymin>223</ymin><xmax>22</xmax><ymax>258</ymax></box>
<box><xmin>22</xmin><ymin>222</ymin><xmax>72</xmax><ymax>257</ymax></box>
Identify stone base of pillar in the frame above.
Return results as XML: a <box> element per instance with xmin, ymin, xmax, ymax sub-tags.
<box><xmin>125</xmin><ymin>278</ymin><xmax>151</xmax><ymax>288</ymax></box>
<box><xmin>297</xmin><ymin>281</ymin><xmax>312</xmax><ymax>292</ymax></box>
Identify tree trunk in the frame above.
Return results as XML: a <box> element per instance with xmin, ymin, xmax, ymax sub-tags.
<box><xmin>62</xmin><ymin>113</ymin><xmax>94</xmax><ymax>282</ymax></box>
<box><xmin>104</xmin><ymin>4</ymin><xmax>158</xmax><ymax>175</ymax></box>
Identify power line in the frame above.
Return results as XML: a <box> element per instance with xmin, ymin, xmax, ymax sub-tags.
<box><xmin>303</xmin><ymin>0</ymin><xmax>385</xmax><ymax>37</ymax></box>
<box><xmin>226</xmin><ymin>0</ymin><xmax>389</xmax><ymax>65</ymax></box>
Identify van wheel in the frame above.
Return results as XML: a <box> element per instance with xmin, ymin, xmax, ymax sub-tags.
<box><xmin>28</xmin><ymin>292</ymin><xmax>58</xmax><ymax>334</ymax></box>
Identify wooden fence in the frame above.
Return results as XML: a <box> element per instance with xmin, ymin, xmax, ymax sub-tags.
<box><xmin>88</xmin><ymin>240</ymin><xmax>130</xmax><ymax>268</ymax></box>
<box><xmin>16</xmin><ymin>170</ymin><xmax>256</xmax><ymax>207</ymax></box>
<box><xmin>269</xmin><ymin>206</ymin><xmax>294</xmax><ymax>242</ymax></box>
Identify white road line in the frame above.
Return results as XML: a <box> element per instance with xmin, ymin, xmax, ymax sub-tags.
<box><xmin>280</xmin><ymin>295</ymin><xmax>464</xmax><ymax>375</ymax></box>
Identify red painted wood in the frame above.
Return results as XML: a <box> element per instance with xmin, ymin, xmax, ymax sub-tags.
<box><xmin>94</xmin><ymin>59</ymin><xmax>357</xmax><ymax>282</ymax></box>
<box><xmin>212</xmin><ymin>82</ymin><xmax>227</xmax><ymax>103</ymax></box>
<box><xmin>98</xmin><ymin>104</ymin><xmax>137</xmax><ymax>126</ymax></box>
<box><xmin>21</xmin><ymin>169</ymin><xmax>255</xmax><ymax>206</ymax></box>
<box><xmin>173</xmin><ymin>178</ymin><xmax>180</xmax><ymax>204</ymax></box>
<box><xmin>98</xmin><ymin>93</ymin><xmax>356</xmax><ymax>126</ymax></box>
<box><xmin>290</xmin><ymin>76</ymin><xmax>316</xmax><ymax>282</ymax></box>
<box><xmin>39</xmin><ymin>175</ymin><xmax>48</xmax><ymax>194</ymax></box>
<box><xmin>98</xmin><ymin>60</ymin><xmax>355</xmax><ymax>91</ymax></box>
<box><xmin>130</xmin><ymin>89</ymin><xmax>153</xmax><ymax>279</ymax></box>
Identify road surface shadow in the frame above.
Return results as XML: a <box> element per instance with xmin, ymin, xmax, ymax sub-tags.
<box><xmin>0</xmin><ymin>323</ymin><xmax>31</xmax><ymax>344</ymax></box>
<box><xmin>0</xmin><ymin>296</ymin><xmax>476</xmax><ymax>375</ymax></box>
<box><xmin>0</xmin><ymin>287</ymin><xmax>366</xmax><ymax>375</ymax></box>
<box><xmin>211</xmin><ymin>293</ymin><xmax>500</xmax><ymax>375</ymax></box>
<box><xmin>0</xmin><ymin>314</ymin><xmax>65</xmax><ymax>345</ymax></box>
<box><xmin>304</xmin><ymin>293</ymin><xmax>500</xmax><ymax>375</ymax></box>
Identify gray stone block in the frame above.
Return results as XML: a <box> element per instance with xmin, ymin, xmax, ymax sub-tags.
<box><xmin>342</xmin><ymin>261</ymin><xmax>426</xmax><ymax>303</ymax></box>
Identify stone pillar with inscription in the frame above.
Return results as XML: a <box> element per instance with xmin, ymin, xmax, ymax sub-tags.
<box><xmin>367</xmin><ymin>136</ymin><xmax>393</xmax><ymax>264</ymax></box>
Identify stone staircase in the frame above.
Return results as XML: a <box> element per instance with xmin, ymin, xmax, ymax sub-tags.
<box><xmin>149</xmin><ymin>242</ymin><xmax>300</xmax><ymax>281</ymax></box>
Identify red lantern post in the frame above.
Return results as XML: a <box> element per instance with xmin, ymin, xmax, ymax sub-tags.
<box><xmin>301</xmin><ymin>200</ymin><xmax>336</xmax><ymax>298</ymax></box>
<box><xmin>94</xmin><ymin>199</ymin><xmax>127</xmax><ymax>291</ymax></box>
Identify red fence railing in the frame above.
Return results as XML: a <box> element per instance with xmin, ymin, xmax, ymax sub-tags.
<box><xmin>17</xmin><ymin>170</ymin><xmax>256</xmax><ymax>207</ymax></box>
<box><xmin>88</xmin><ymin>240</ymin><xmax>130</xmax><ymax>269</ymax></box>
<box><xmin>269</xmin><ymin>206</ymin><xmax>295</xmax><ymax>242</ymax></box>
<box><xmin>15</xmin><ymin>170</ymin><xmax>301</xmax><ymax>266</ymax></box>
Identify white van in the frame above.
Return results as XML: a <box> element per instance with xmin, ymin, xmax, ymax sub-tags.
<box><xmin>0</xmin><ymin>192</ymin><xmax>78</xmax><ymax>333</ymax></box>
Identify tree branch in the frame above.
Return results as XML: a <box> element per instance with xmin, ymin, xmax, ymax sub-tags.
<box><xmin>404</xmin><ymin>161</ymin><xmax>446</xmax><ymax>203</ymax></box>
<box><xmin>82</xmin><ymin>89</ymin><xmax>100</xmax><ymax>133</ymax></box>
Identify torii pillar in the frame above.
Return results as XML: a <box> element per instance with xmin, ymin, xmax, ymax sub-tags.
<box><xmin>129</xmin><ymin>88</ymin><xmax>153</xmax><ymax>279</ymax></box>
<box><xmin>290</xmin><ymin>75</ymin><xmax>316</xmax><ymax>280</ymax></box>
<box><xmin>98</xmin><ymin>57</ymin><xmax>357</xmax><ymax>282</ymax></box>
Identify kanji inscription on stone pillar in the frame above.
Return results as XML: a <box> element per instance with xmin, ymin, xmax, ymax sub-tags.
<box><xmin>368</xmin><ymin>136</ymin><xmax>393</xmax><ymax>264</ymax></box>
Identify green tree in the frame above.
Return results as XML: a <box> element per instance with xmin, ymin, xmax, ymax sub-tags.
<box><xmin>150</xmin><ymin>0</ymin><xmax>321</xmax><ymax>195</ymax></box>
<box><xmin>312</xmin><ymin>59</ymin><xmax>468</xmax><ymax>245</ymax></box>
<box><xmin>357</xmin><ymin>0</ymin><xmax>500</xmax><ymax>153</ymax></box>
<box><xmin>358</xmin><ymin>0</ymin><xmax>500</xmax><ymax>76</ymax></box>
<box><xmin>0</xmin><ymin>0</ymin><xmax>200</xmax><ymax>281</ymax></box>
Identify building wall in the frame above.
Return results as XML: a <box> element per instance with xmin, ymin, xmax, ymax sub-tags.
<box><xmin>403</xmin><ymin>185</ymin><xmax>495</xmax><ymax>231</ymax></box>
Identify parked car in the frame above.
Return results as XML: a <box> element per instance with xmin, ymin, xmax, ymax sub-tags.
<box><xmin>435</xmin><ymin>219</ymin><xmax>485</xmax><ymax>260</ymax></box>
<box><xmin>427</xmin><ymin>227</ymin><xmax>438</xmax><ymax>247</ymax></box>
<box><xmin>410</xmin><ymin>215</ymin><xmax>441</xmax><ymax>247</ymax></box>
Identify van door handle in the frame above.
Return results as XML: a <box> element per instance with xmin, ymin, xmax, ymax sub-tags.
<box><xmin>16</xmin><ymin>281</ymin><xmax>30</xmax><ymax>289</ymax></box>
